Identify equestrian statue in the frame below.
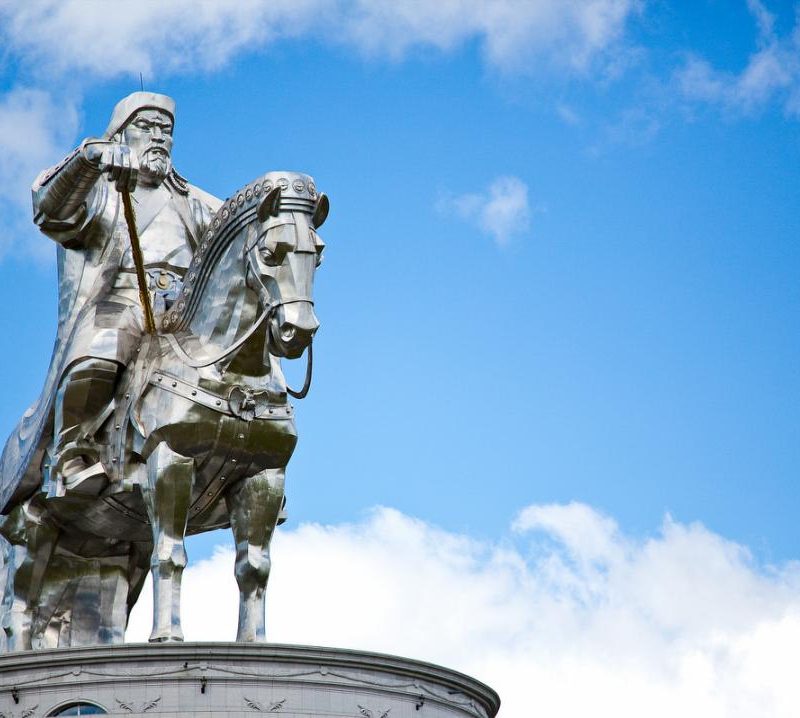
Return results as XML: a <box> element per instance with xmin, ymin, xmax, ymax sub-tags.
<box><xmin>0</xmin><ymin>92</ymin><xmax>328</xmax><ymax>651</ymax></box>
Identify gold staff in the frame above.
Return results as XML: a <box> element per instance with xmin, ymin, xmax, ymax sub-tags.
<box><xmin>120</xmin><ymin>188</ymin><xmax>157</xmax><ymax>334</ymax></box>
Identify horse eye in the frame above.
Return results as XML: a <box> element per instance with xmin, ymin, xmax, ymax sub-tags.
<box><xmin>259</xmin><ymin>247</ymin><xmax>277</xmax><ymax>266</ymax></box>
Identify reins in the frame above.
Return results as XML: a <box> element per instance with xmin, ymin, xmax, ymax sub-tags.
<box><xmin>248</xmin><ymin>243</ymin><xmax>314</xmax><ymax>399</ymax></box>
<box><xmin>165</xmin><ymin>247</ymin><xmax>315</xmax><ymax>399</ymax></box>
<box><xmin>287</xmin><ymin>341</ymin><xmax>312</xmax><ymax>399</ymax></box>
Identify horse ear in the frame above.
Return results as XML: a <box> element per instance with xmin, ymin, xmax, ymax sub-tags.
<box><xmin>257</xmin><ymin>186</ymin><xmax>282</xmax><ymax>222</ymax></box>
<box><xmin>312</xmin><ymin>193</ymin><xmax>329</xmax><ymax>229</ymax></box>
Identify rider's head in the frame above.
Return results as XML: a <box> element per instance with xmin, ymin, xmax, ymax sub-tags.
<box><xmin>105</xmin><ymin>92</ymin><xmax>175</xmax><ymax>187</ymax></box>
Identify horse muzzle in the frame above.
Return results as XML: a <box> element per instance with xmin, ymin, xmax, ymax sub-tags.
<box><xmin>269</xmin><ymin>301</ymin><xmax>318</xmax><ymax>358</ymax></box>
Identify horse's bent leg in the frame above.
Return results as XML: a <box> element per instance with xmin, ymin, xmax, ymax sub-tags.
<box><xmin>226</xmin><ymin>468</ymin><xmax>285</xmax><ymax>642</ymax></box>
<box><xmin>142</xmin><ymin>442</ymin><xmax>193</xmax><ymax>642</ymax></box>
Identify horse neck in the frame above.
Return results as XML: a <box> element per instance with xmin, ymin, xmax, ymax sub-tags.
<box><xmin>216</xmin><ymin>275</ymin><xmax>294</xmax><ymax>402</ymax></box>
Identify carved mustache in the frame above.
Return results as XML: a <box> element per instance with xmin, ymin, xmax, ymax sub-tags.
<box><xmin>143</xmin><ymin>145</ymin><xmax>169</xmax><ymax>156</ymax></box>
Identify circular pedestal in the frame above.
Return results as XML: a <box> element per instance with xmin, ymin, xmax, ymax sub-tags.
<box><xmin>0</xmin><ymin>643</ymin><xmax>500</xmax><ymax>718</ymax></box>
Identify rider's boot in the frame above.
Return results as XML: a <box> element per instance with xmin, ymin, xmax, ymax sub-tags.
<box><xmin>49</xmin><ymin>358</ymin><xmax>120</xmax><ymax>498</ymax></box>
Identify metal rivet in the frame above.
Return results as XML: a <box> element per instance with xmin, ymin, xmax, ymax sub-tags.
<box><xmin>157</xmin><ymin>376</ymin><xmax>162</xmax><ymax>382</ymax></box>
<box><xmin>172</xmin><ymin>381</ymin><xmax>177</xmax><ymax>388</ymax></box>
<box><xmin>268</xmin><ymin>408</ymin><xmax>274</xmax><ymax>414</ymax></box>
<box><xmin>219</xmin><ymin>476</ymin><xmax>226</xmax><ymax>481</ymax></box>
<box><xmin>115</xmin><ymin>425</ymin><xmax>120</xmax><ymax>430</ymax></box>
<box><xmin>216</xmin><ymin>400</ymin><xmax>221</xmax><ymax>406</ymax></box>
<box><xmin>111</xmin><ymin>458</ymin><xmax>117</xmax><ymax>463</ymax></box>
<box><xmin>238</xmin><ymin>433</ymin><xmax>245</xmax><ymax>439</ymax></box>
<box><xmin>231</xmin><ymin>458</ymin><xmax>237</xmax><ymax>463</ymax></box>
<box><xmin>125</xmin><ymin>393</ymin><xmax>130</xmax><ymax>399</ymax></box>
<box><xmin>191</xmin><ymin>390</ymin><xmax>197</xmax><ymax>396</ymax></box>
<box><xmin>207</xmin><ymin>491</ymin><xmax>212</xmax><ymax>496</ymax></box>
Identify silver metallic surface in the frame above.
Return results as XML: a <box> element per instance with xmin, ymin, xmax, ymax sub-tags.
<box><xmin>0</xmin><ymin>94</ymin><xmax>327</xmax><ymax>651</ymax></box>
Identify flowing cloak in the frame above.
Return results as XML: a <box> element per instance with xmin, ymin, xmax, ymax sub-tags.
<box><xmin>0</xmin><ymin>167</ymin><xmax>220</xmax><ymax>514</ymax></box>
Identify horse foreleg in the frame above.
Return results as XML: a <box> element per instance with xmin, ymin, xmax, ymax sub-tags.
<box><xmin>226</xmin><ymin>468</ymin><xmax>285</xmax><ymax>642</ymax></box>
<box><xmin>142</xmin><ymin>442</ymin><xmax>193</xmax><ymax>642</ymax></box>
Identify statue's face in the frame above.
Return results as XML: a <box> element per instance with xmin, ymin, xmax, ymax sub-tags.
<box><xmin>121</xmin><ymin>108</ymin><xmax>174</xmax><ymax>186</ymax></box>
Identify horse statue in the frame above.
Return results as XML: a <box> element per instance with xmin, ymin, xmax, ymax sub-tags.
<box><xmin>0</xmin><ymin>170</ymin><xmax>328</xmax><ymax>649</ymax></box>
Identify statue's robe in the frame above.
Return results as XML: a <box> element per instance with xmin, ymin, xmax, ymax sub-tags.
<box><xmin>0</xmin><ymin>167</ymin><xmax>221</xmax><ymax>514</ymax></box>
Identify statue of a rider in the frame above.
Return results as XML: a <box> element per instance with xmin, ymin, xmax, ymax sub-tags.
<box><xmin>0</xmin><ymin>93</ymin><xmax>221</xmax><ymax>650</ymax></box>
<box><xmin>0</xmin><ymin>92</ymin><xmax>328</xmax><ymax>652</ymax></box>
<box><xmin>1</xmin><ymin>92</ymin><xmax>221</xmax><ymax>510</ymax></box>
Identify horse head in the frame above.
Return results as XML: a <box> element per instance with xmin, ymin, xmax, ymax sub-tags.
<box><xmin>249</xmin><ymin>171</ymin><xmax>328</xmax><ymax>360</ymax></box>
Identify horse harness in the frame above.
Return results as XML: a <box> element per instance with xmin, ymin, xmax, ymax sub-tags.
<box><xmin>148</xmin><ymin>370</ymin><xmax>294</xmax><ymax>422</ymax></box>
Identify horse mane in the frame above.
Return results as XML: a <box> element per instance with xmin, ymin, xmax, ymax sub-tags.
<box><xmin>162</xmin><ymin>173</ymin><xmax>277</xmax><ymax>333</ymax></box>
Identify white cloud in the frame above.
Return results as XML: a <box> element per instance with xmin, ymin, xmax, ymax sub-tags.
<box><xmin>675</xmin><ymin>1</ymin><xmax>800</xmax><ymax>116</ymax></box>
<box><xmin>438</xmin><ymin>176</ymin><xmax>532</xmax><ymax>246</ymax></box>
<box><xmin>0</xmin><ymin>0</ymin><xmax>297</xmax><ymax>79</ymax></box>
<box><xmin>128</xmin><ymin>503</ymin><xmax>800</xmax><ymax>718</ymax></box>
<box><xmin>0</xmin><ymin>1</ymin><xmax>638</xmax><ymax>264</ymax></box>
<box><xmin>0</xmin><ymin>88</ymin><xmax>80</xmax><ymax>261</ymax></box>
<box><xmin>333</xmin><ymin>0</ymin><xmax>641</xmax><ymax>73</ymax></box>
<box><xmin>0</xmin><ymin>1</ymin><xmax>641</xmax><ymax>79</ymax></box>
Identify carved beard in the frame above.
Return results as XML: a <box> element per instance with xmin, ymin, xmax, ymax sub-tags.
<box><xmin>139</xmin><ymin>147</ymin><xmax>172</xmax><ymax>184</ymax></box>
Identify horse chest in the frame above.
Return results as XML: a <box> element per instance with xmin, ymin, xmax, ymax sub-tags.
<box><xmin>181</xmin><ymin>411</ymin><xmax>296</xmax><ymax>520</ymax></box>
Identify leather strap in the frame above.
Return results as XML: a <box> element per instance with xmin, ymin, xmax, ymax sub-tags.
<box><xmin>148</xmin><ymin>371</ymin><xmax>293</xmax><ymax>421</ymax></box>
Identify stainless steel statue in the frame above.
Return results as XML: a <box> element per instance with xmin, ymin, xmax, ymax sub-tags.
<box><xmin>0</xmin><ymin>92</ymin><xmax>327</xmax><ymax>651</ymax></box>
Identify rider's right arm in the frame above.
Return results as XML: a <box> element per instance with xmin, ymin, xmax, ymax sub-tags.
<box><xmin>31</xmin><ymin>138</ymin><xmax>136</xmax><ymax>248</ymax></box>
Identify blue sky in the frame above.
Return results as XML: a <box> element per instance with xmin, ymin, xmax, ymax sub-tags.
<box><xmin>0</xmin><ymin>2</ymin><xmax>798</xmax><ymax>714</ymax></box>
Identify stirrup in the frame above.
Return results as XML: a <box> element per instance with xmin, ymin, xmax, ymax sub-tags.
<box><xmin>49</xmin><ymin>442</ymin><xmax>108</xmax><ymax>498</ymax></box>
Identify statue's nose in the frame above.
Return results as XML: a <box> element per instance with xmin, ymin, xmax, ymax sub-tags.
<box><xmin>276</xmin><ymin>302</ymin><xmax>318</xmax><ymax>355</ymax></box>
<box><xmin>280</xmin><ymin>316</ymin><xmax>319</xmax><ymax>344</ymax></box>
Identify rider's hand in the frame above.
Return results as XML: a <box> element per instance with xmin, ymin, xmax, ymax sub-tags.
<box><xmin>81</xmin><ymin>139</ymin><xmax>139</xmax><ymax>193</ymax></box>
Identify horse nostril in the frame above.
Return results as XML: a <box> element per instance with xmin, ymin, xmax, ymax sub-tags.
<box><xmin>280</xmin><ymin>324</ymin><xmax>296</xmax><ymax>342</ymax></box>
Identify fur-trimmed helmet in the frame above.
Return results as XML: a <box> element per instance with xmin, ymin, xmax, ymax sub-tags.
<box><xmin>103</xmin><ymin>91</ymin><xmax>175</xmax><ymax>139</ymax></box>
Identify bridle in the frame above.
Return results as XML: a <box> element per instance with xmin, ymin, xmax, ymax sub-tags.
<box><xmin>163</xmin><ymin>237</ymin><xmax>315</xmax><ymax>402</ymax></box>
<box><xmin>264</xmin><ymin>300</ymin><xmax>313</xmax><ymax>400</ymax></box>
<box><xmin>243</xmin><ymin>237</ymin><xmax>316</xmax><ymax>399</ymax></box>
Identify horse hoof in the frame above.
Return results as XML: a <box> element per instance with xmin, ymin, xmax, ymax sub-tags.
<box><xmin>236</xmin><ymin>633</ymin><xmax>266</xmax><ymax>643</ymax></box>
<box><xmin>149</xmin><ymin>634</ymin><xmax>184</xmax><ymax>643</ymax></box>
